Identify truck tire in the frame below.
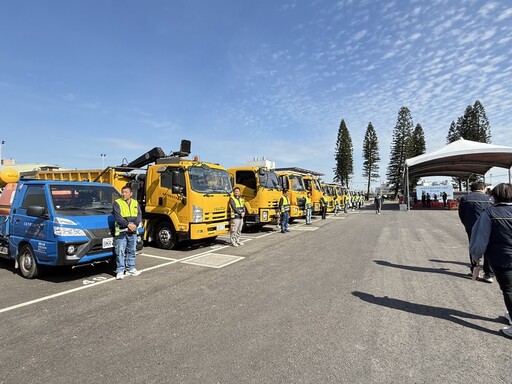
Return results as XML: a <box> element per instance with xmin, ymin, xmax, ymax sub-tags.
<box><xmin>19</xmin><ymin>244</ymin><xmax>39</xmax><ymax>279</ymax></box>
<box><xmin>155</xmin><ymin>222</ymin><xmax>177</xmax><ymax>250</ymax></box>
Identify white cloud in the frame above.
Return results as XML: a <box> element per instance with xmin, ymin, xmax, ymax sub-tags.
<box><xmin>478</xmin><ymin>2</ymin><xmax>499</xmax><ymax>17</ymax></box>
<box><xmin>497</xmin><ymin>7</ymin><xmax>512</xmax><ymax>20</ymax></box>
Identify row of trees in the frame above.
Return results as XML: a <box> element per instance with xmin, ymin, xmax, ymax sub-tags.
<box><xmin>333</xmin><ymin>100</ymin><xmax>490</xmax><ymax>195</ymax></box>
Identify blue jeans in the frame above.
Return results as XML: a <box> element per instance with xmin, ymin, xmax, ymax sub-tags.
<box><xmin>280</xmin><ymin>211</ymin><xmax>290</xmax><ymax>232</ymax></box>
<box><xmin>306</xmin><ymin>208</ymin><xmax>312</xmax><ymax>224</ymax></box>
<box><xmin>115</xmin><ymin>232</ymin><xmax>137</xmax><ymax>273</ymax></box>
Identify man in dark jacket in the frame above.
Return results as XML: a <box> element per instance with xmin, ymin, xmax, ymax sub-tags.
<box><xmin>470</xmin><ymin>183</ymin><xmax>512</xmax><ymax>337</ymax></box>
<box><xmin>458</xmin><ymin>181</ymin><xmax>494</xmax><ymax>282</ymax></box>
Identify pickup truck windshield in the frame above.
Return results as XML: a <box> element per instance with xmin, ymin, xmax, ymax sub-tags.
<box><xmin>50</xmin><ymin>185</ymin><xmax>120</xmax><ymax>214</ymax></box>
<box><xmin>189</xmin><ymin>167</ymin><xmax>231</xmax><ymax>194</ymax></box>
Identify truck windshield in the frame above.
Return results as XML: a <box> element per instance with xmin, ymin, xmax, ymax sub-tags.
<box><xmin>50</xmin><ymin>185</ymin><xmax>120</xmax><ymax>215</ymax></box>
<box><xmin>259</xmin><ymin>170</ymin><xmax>281</xmax><ymax>190</ymax></box>
<box><xmin>189</xmin><ymin>167</ymin><xmax>231</xmax><ymax>194</ymax></box>
<box><xmin>289</xmin><ymin>175</ymin><xmax>306</xmax><ymax>192</ymax></box>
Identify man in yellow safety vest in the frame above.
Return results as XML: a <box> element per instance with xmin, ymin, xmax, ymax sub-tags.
<box><xmin>113</xmin><ymin>184</ymin><xmax>142</xmax><ymax>280</ymax></box>
<box><xmin>279</xmin><ymin>189</ymin><xmax>291</xmax><ymax>233</ymax></box>
<box><xmin>229</xmin><ymin>187</ymin><xmax>245</xmax><ymax>246</ymax></box>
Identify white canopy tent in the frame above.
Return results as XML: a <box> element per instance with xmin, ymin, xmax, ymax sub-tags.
<box><xmin>404</xmin><ymin>138</ymin><xmax>512</xmax><ymax>210</ymax></box>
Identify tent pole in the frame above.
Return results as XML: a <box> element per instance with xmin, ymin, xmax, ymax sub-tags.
<box><xmin>406</xmin><ymin>166</ymin><xmax>410</xmax><ymax>211</ymax></box>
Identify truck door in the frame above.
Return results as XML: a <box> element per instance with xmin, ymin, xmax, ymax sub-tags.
<box><xmin>10</xmin><ymin>184</ymin><xmax>52</xmax><ymax>261</ymax></box>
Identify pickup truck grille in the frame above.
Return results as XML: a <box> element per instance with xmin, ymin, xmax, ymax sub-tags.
<box><xmin>89</xmin><ymin>228</ymin><xmax>114</xmax><ymax>237</ymax></box>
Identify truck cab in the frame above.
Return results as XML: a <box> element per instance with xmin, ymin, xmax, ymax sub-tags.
<box><xmin>321</xmin><ymin>183</ymin><xmax>336</xmax><ymax>213</ymax></box>
<box><xmin>276</xmin><ymin>171</ymin><xmax>307</xmax><ymax>220</ymax></box>
<box><xmin>228</xmin><ymin>166</ymin><xmax>281</xmax><ymax>227</ymax></box>
<box><xmin>302</xmin><ymin>174</ymin><xmax>325</xmax><ymax>215</ymax></box>
<box><xmin>143</xmin><ymin>157</ymin><xmax>231</xmax><ymax>249</ymax></box>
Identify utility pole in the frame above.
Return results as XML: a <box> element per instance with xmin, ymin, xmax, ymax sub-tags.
<box><xmin>0</xmin><ymin>140</ymin><xmax>4</xmax><ymax>166</ymax></box>
<box><xmin>101</xmin><ymin>153</ymin><xmax>106</xmax><ymax>168</ymax></box>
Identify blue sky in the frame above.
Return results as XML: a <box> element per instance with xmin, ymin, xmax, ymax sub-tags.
<box><xmin>1</xmin><ymin>0</ymin><xmax>512</xmax><ymax>188</ymax></box>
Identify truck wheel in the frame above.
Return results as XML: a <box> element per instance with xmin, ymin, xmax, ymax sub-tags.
<box><xmin>155</xmin><ymin>222</ymin><xmax>177</xmax><ymax>250</ymax></box>
<box><xmin>19</xmin><ymin>244</ymin><xmax>39</xmax><ymax>279</ymax></box>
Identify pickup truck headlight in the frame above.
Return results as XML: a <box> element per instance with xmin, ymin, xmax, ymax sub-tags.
<box><xmin>192</xmin><ymin>205</ymin><xmax>203</xmax><ymax>223</ymax></box>
<box><xmin>53</xmin><ymin>217</ymin><xmax>86</xmax><ymax>237</ymax></box>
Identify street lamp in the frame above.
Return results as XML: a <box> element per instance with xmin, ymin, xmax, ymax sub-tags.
<box><xmin>0</xmin><ymin>140</ymin><xmax>4</xmax><ymax>166</ymax></box>
<box><xmin>100</xmin><ymin>153</ymin><xmax>106</xmax><ymax>168</ymax></box>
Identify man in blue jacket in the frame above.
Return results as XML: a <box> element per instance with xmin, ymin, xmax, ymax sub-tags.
<box><xmin>458</xmin><ymin>181</ymin><xmax>494</xmax><ymax>282</ymax></box>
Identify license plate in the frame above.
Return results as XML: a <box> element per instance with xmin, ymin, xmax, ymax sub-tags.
<box><xmin>102</xmin><ymin>237</ymin><xmax>114</xmax><ymax>249</ymax></box>
<box><xmin>216</xmin><ymin>224</ymin><xmax>225</xmax><ymax>231</ymax></box>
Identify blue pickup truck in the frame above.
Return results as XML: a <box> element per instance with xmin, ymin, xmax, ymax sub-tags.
<box><xmin>0</xmin><ymin>180</ymin><xmax>142</xmax><ymax>278</ymax></box>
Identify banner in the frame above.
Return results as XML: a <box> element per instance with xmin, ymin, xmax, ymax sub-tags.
<box><xmin>416</xmin><ymin>185</ymin><xmax>454</xmax><ymax>201</ymax></box>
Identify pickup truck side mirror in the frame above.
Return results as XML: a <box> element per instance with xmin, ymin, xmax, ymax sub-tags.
<box><xmin>27</xmin><ymin>206</ymin><xmax>48</xmax><ymax>218</ymax></box>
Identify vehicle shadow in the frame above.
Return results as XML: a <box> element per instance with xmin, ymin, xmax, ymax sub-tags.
<box><xmin>0</xmin><ymin>257</ymin><xmax>116</xmax><ymax>283</ymax></box>
<box><xmin>352</xmin><ymin>291</ymin><xmax>502</xmax><ymax>336</ymax></box>
<box><xmin>37</xmin><ymin>261</ymin><xmax>116</xmax><ymax>283</ymax></box>
<box><xmin>0</xmin><ymin>258</ymin><xmax>17</xmax><ymax>275</ymax></box>
<box><xmin>373</xmin><ymin>259</ymin><xmax>468</xmax><ymax>279</ymax></box>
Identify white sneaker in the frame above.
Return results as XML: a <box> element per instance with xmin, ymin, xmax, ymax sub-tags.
<box><xmin>127</xmin><ymin>269</ymin><xmax>141</xmax><ymax>276</ymax></box>
<box><xmin>238</xmin><ymin>242</ymin><xmax>244</xmax><ymax>246</ymax></box>
<box><xmin>481</xmin><ymin>274</ymin><xmax>494</xmax><ymax>283</ymax></box>
<box><xmin>505</xmin><ymin>312</ymin><xmax>512</xmax><ymax>326</ymax></box>
<box><xmin>116</xmin><ymin>272</ymin><xmax>125</xmax><ymax>280</ymax></box>
<box><xmin>231</xmin><ymin>243</ymin><xmax>239</xmax><ymax>247</ymax></box>
<box><xmin>501</xmin><ymin>326</ymin><xmax>512</xmax><ymax>338</ymax></box>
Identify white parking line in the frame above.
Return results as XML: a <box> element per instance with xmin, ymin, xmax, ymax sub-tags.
<box><xmin>0</xmin><ymin>248</ymin><xmax>224</xmax><ymax>315</ymax></box>
<box><xmin>139</xmin><ymin>253</ymin><xmax>178</xmax><ymax>261</ymax></box>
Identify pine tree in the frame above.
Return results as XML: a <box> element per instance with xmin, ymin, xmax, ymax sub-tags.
<box><xmin>446</xmin><ymin>100</ymin><xmax>492</xmax><ymax>189</ymax></box>
<box><xmin>333</xmin><ymin>119</ymin><xmax>353</xmax><ymax>187</ymax></box>
<box><xmin>362</xmin><ymin>122</ymin><xmax>380</xmax><ymax>197</ymax></box>
<box><xmin>446</xmin><ymin>121</ymin><xmax>459</xmax><ymax>144</ymax></box>
<box><xmin>409</xmin><ymin>123</ymin><xmax>426</xmax><ymax>188</ymax></box>
<box><xmin>473</xmin><ymin>100</ymin><xmax>491</xmax><ymax>143</ymax></box>
<box><xmin>387</xmin><ymin>106</ymin><xmax>414</xmax><ymax>196</ymax></box>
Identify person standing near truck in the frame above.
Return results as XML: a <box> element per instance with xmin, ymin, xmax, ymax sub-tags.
<box><xmin>305</xmin><ymin>191</ymin><xmax>313</xmax><ymax>225</ymax></box>
<box><xmin>320</xmin><ymin>194</ymin><xmax>328</xmax><ymax>219</ymax></box>
<box><xmin>113</xmin><ymin>184</ymin><xmax>142</xmax><ymax>280</ymax></box>
<box><xmin>229</xmin><ymin>187</ymin><xmax>245</xmax><ymax>246</ymax></box>
<box><xmin>279</xmin><ymin>189</ymin><xmax>291</xmax><ymax>233</ymax></box>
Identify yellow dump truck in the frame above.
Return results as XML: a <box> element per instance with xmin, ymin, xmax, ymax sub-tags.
<box><xmin>275</xmin><ymin>171</ymin><xmax>307</xmax><ymax>220</ymax></box>
<box><xmin>228</xmin><ymin>166</ymin><xmax>281</xmax><ymax>227</ymax></box>
<box><xmin>321</xmin><ymin>183</ymin><xmax>336</xmax><ymax>213</ymax></box>
<box><xmin>30</xmin><ymin>140</ymin><xmax>231</xmax><ymax>249</ymax></box>
<box><xmin>302</xmin><ymin>174</ymin><xmax>325</xmax><ymax>215</ymax></box>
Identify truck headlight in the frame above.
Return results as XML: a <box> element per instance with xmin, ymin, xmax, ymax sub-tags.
<box><xmin>192</xmin><ymin>205</ymin><xmax>203</xmax><ymax>223</ymax></box>
<box><xmin>53</xmin><ymin>217</ymin><xmax>86</xmax><ymax>237</ymax></box>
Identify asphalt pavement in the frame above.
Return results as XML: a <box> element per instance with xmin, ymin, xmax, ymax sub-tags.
<box><xmin>0</xmin><ymin>203</ymin><xmax>509</xmax><ymax>384</ymax></box>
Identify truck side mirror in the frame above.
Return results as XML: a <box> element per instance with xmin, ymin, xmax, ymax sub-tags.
<box><xmin>172</xmin><ymin>185</ymin><xmax>182</xmax><ymax>194</ymax></box>
<box><xmin>171</xmin><ymin>170</ymin><xmax>181</xmax><ymax>195</ymax></box>
<box><xmin>27</xmin><ymin>206</ymin><xmax>47</xmax><ymax>218</ymax></box>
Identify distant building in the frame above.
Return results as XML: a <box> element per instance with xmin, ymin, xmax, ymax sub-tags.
<box><xmin>247</xmin><ymin>157</ymin><xmax>276</xmax><ymax>169</ymax></box>
<box><xmin>0</xmin><ymin>159</ymin><xmax>62</xmax><ymax>173</ymax></box>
